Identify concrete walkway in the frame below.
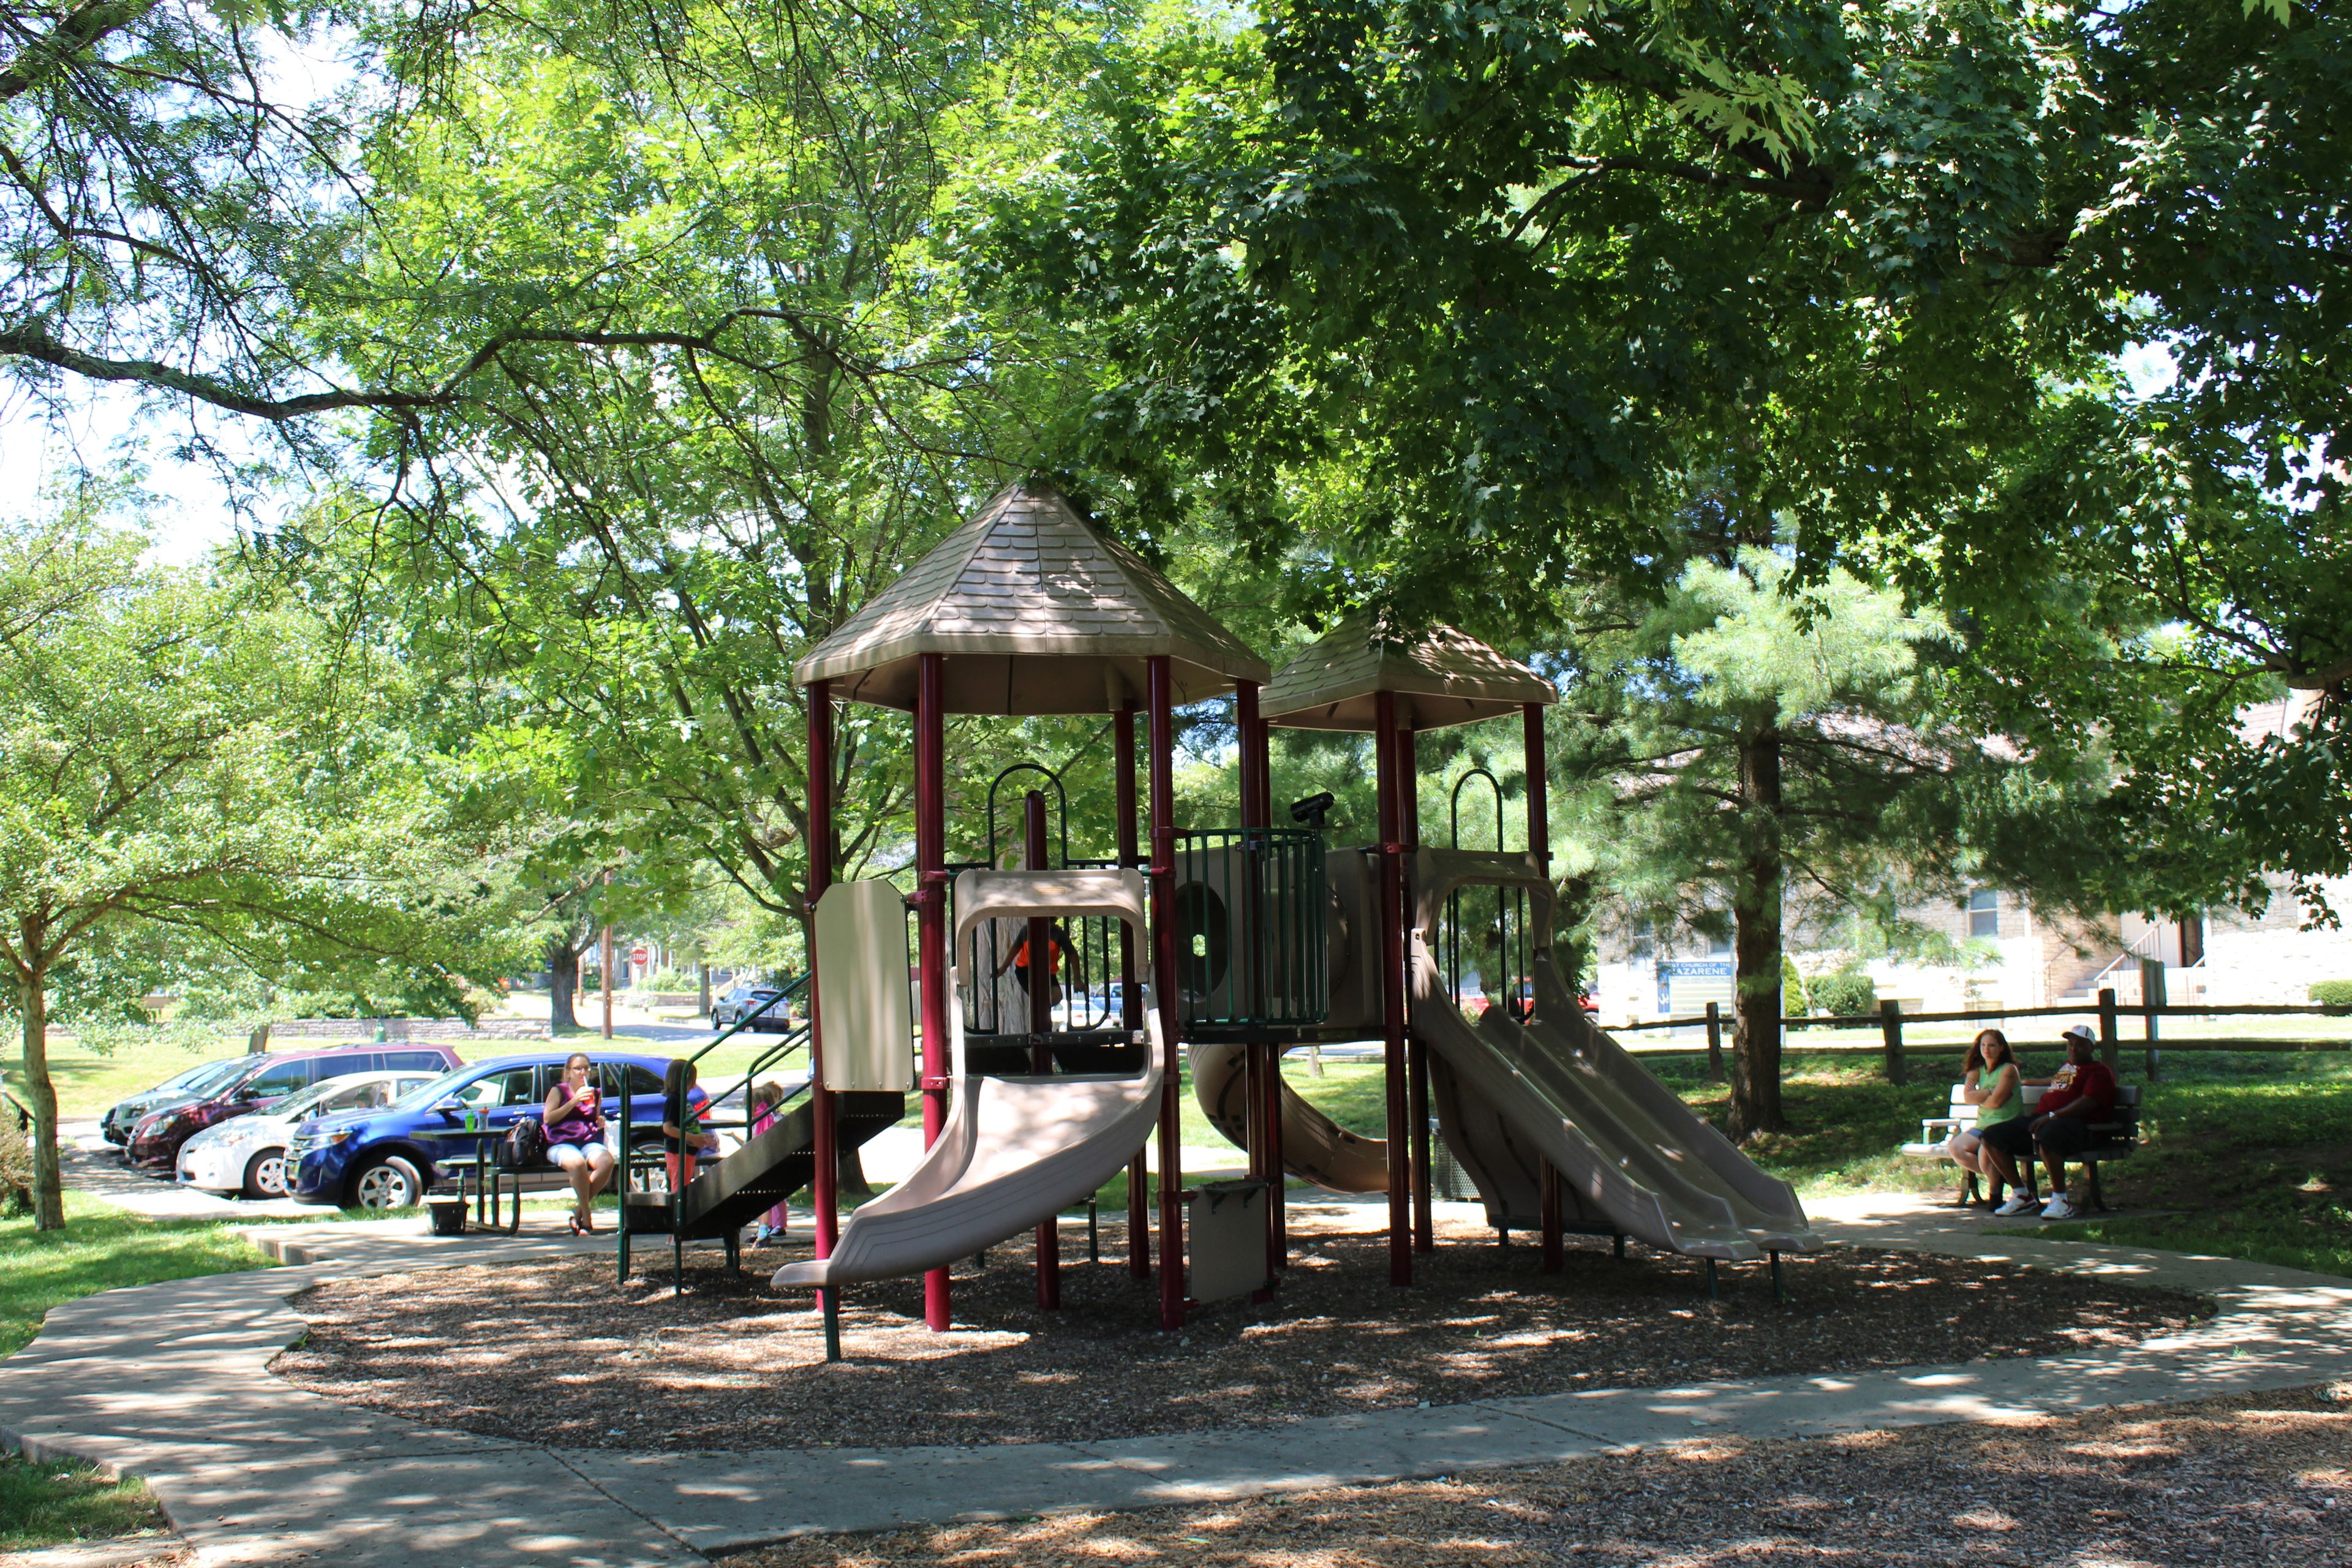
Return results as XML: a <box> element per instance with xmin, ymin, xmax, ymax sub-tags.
<box><xmin>4</xmin><ymin>1197</ymin><xmax>2348</xmax><ymax>1566</ymax></box>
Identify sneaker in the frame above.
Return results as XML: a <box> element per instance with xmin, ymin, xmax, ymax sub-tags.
<box><xmin>2041</xmin><ymin>1194</ymin><xmax>2081</xmax><ymax>1221</ymax></box>
<box><xmin>1994</xmin><ymin>1196</ymin><xmax>2036</xmax><ymax>1216</ymax></box>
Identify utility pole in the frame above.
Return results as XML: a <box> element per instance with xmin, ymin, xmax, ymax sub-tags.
<box><xmin>600</xmin><ymin>867</ymin><xmax>616</xmax><ymax>1041</ymax></box>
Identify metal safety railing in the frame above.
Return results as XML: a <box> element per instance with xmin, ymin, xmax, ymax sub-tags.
<box><xmin>1440</xmin><ymin>769</ymin><xmax>1534</xmax><ymax>1023</ymax></box>
<box><xmin>1172</xmin><ymin>827</ymin><xmax>1327</xmax><ymax>1028</ymax></box>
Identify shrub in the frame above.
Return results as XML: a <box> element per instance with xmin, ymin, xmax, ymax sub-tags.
<box><xmin>2311</xmin><ymin>979</ymin><xmax>2352</xmax><ymax>1008</ymax></box>
<box><xmin>1809</xmin><ymin>970</ymin><xmax>1878</xmax><ymax>1019</ymax></box>
<box><xmin>1</xmin><ymin>1107</ymin><xmax>32</xmax><ymax>1217</ymax></box>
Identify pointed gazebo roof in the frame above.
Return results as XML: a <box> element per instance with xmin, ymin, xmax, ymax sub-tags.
<box><xmin>1261</xmin><ymin>620</ymin><xmax>1556</xmax><ymax>731</ymax></box>
<box><xmin>793</xmin><ymin>483</ymin><xmax>1270</xmax><ymax>713</ymax></box>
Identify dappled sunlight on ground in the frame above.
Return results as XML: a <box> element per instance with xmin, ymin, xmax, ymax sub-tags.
<box><xmin>725</xmin><ymin>1385</ymin><xmax>2352</xmax><ymax>1568</ymax></box>
<box><xmin>273</xmin><ymin>1217</ymin><xmax>2204</xmax><ymax>1453</ymax></box>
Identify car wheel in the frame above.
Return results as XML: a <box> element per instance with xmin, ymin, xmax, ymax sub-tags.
<box><xmin>243</xmin><ymin>1148</ymin><xmax>288</xmax><ymax>1200</ymax></box>
<box><xmin>349</xmin><ymin>1154</ymin><xmax>424</xmax><ymax>1209</ymax></box>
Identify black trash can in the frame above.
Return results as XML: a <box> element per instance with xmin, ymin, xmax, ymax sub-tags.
<box><xmin>426</xmin><ymin>1194</ymin><xmax>467</xmax><ymax>1237</ymax></box>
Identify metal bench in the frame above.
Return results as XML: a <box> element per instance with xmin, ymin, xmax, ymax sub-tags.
<box><xmin>1901</xmin><ymin>1082</ymin><xmax>2143</xmax><ymax>1210</ymax></box>
<box><xmin>440</xmin><ymin>1146</ymin><xmax>669</xmax><ymax>1233</ymax></box>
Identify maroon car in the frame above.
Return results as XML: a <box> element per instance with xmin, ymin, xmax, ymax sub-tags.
<box><xmin>124</xmin><ymin>1044</ymin><xmax>464</xmax><ymax>1171</ymax></box>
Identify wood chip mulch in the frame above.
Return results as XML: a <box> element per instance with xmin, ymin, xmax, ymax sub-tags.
<box><xmin>271</xmin><ymin>1212</ymin><xmax>2208</xmax><ymax>1453</ymax></box>
<box><xmin>719</xmin><ymin>1382</ymin><xmax>2352</xmax><ymax>1568</ymax></box>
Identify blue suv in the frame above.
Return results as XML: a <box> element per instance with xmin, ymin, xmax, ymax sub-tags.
<box><xmin>288</xmin><ymin>1051</ymin><xmax>674</xmax><ymax>1208</ymax></box>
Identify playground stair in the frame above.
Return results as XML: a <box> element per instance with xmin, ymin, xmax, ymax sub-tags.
<box><xmin>623</xmin><ymin>1090</ymin><xmax>906</xmax><ymax>1242</ymax></box>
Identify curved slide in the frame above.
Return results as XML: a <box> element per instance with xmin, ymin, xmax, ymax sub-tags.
<box><xmin>774</xmin><ymin>869</ymin><xmax>1162</xmax><ymax>1293</ymax></box>
<box><xmin>1409</xmin><ymin>945</ymin><xmax>1819</xmax><ymax>1259</ymax></box>
<box><xmin>1189</xmin><ymin>1042</ymin><xmax>1388</xmax><ymax>1193</ymax></box>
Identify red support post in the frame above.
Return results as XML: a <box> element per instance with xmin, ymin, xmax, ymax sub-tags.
<box><xmin>1026</xmin><ymin>790</ymin><xmax>1061</xmax><ymax>1310</ymax></box>
<box><xmin>1148</xmin><ymin>657</ymin><xmax>1187</xmax><ymax>1330</ymax></box>
<box><xmin>1540</xmin><ymin>1161</ymin><xmax>1564</xmax><ymax>1273</ymax></box>
<box><xmin>1409</xmin><ymin>1041</ymin><xmax>1434</xmax><ymax>1253</ymax></box>
<box><xmin>1525</xmin><ymin>701</ymin><xmax>1559</xmax><ymax>1273</ymax></box>
<box><xmin>1247</xmin><ymin>695</ymin><xmax>1288</xmax><ymax>1268</ymax></box>
<box><xmin>1116</xmin><ymin>699</ymin><xmax>1150</xmax><ymax>1280</ymax></box>
<box><xmin>807</xmin><ymin>681</ymin><xmax>839</xmax><ymax>1272</ymax></box>
<box><xmin>1523</xmin><ymin>703</ymin><xmax>1550</xmax><ymax>871</ymax></box>
<box><xmin>914</xmin><ymin>652</ymin><xmax>952</xmax><ymax>1330</ymax></box>
<box><xmin>1235</xmin><ymin>678</ymin><xmax>1278</xmax><ymax>1294</ymax></box>
<box><xmin>1403</xmin><ymin>722</ymin><xmax>1431</xmax><ymax>1253</ymax></box>
<box><xmin>1374</xmin><ymin>692</ymin><xmax>1412</xmax><ymax>1287</ymax></box>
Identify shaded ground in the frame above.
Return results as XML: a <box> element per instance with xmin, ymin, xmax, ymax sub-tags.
<box><xmin>0</xmin><ymin>1451</ymin><xmax>173</xmax><ymax>1558</ymax></box>
<box><xmin>273</xmin><ymin>1217</ymin><xmax>2206</xmax><ymax>1453</ymax></box>
<box><xmin>0</xmin><ymin>1198</ymin><xmax>274</xmax><ymax>1359</ymax></box>
<box><xmin>720</xmin><ymin>1383</ymin><xmax>2352</xmax><ymax>1568</ymax></box>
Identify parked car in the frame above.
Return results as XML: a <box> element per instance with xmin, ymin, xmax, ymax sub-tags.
<box><xmin>711</xmin><ymin>981</ymin><xmax>799</xmax><ymax>1032</ymax></box>
<box><xmin>101</xmin><ymin>1057</ymin><xmax>246</xmax><ymax>1146</ymax></box>
<box><xmin>287</xmin><ymin>1052</ymin><xmax>674</xmax><ymax>1209</ymax></box>
<box><xmin>176</xmin><ymin>1069</ymin><xmax>443</xmax><ymax>1199</ymax></box>
<box><xmin>124</xmin><ymin>1044</ymin><xmax>465</xmax><ymax>1172</ymax></box>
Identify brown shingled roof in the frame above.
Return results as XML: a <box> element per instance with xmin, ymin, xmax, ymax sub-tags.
<box><xmin>1261</xmin><ymin>620</ymin><xmax>1556</xmax><ymax>731</ymax></box>
<box><xmin>793</xmin><ymin>482</ymin><xmax>1270</xmax><ymax>713</ymax></box>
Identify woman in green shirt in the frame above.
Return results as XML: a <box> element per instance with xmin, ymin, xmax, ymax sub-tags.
<box><xmin>1965</xmin><ymin>1032</ymin><xmax>2028</xmax><ymax>1196</ymax></box>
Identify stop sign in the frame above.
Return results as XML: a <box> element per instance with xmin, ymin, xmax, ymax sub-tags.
<box><xmin>629</xmin><ymin>946</ymin><xmax>650</xmax><ymax>966</ymax></box>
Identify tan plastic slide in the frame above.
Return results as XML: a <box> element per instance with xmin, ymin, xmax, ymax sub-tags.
<box><xmin>1409</xmin><ymin>851</ymin><xmax>1819</xmax><ymax>1260</ymax></box>
<box><xmin>1189</xmin><ymin>1042</ymin><xmax>1388</xmax><ymax>1193</ymax></box>
<box><xmin>774</xmin><ymin>869</ymin><xmax>1163</xmax><ymax>1292</ymax></box>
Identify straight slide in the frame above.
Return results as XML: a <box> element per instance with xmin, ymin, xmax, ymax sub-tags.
<box><xmin>775</xmin><ymin>868</ymin><xmax>1161</xmax><ymax>1293</ymax></box>
<box><xmin>1189</xmin><ymin>1043</ymin><xmax>1388</xmax><ymax>1194</ymax></box>
<box><xmin>1411</xmin><ymin>946</ymin><xmax>1819</xmax><ymax>1261</ymax></box>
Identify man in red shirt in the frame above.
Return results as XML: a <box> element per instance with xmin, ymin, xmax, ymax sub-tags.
<box><xmin>2030</xmin><ymin>1024</ymin><xmax>2119</xmax><ymax>1219</ymax></box>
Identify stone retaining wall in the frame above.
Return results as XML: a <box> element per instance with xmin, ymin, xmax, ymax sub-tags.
<box><xmin>262</xmin><ymin>1017</ymin><xmax>551</xmax><ymax>1041</ymax></box>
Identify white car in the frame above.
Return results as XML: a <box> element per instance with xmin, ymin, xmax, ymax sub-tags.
<box><xmin>177</xmin><ymin>1069</ymin><xmax>440</xmax><ymax>1199</ymax></box>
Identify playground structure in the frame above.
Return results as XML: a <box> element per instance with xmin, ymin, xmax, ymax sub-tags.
<box><xmin>631</xmin><ymin>480</ymin><xmax>1814</xmax><ymax>1341</ymax></box>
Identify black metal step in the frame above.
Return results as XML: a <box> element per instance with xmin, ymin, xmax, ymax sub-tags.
<box><xmin>628</xmin><ymin>1091</ymin><xmax>904</xmax><ymax>1241</ymax></box>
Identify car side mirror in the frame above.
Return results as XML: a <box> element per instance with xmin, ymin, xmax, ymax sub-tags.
<box><xmin>432</xmin><ymin>1097</ymin><xmax>464</xmax><ymax>1119</ymax></box>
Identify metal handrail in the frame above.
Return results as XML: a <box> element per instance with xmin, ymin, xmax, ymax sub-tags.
<box><xmin>685</xmin><ymin>974</ymin><xmax>807</xmax><ymax>1067</ymax></box>
<box><xmin>617</xmin><ymin>976</ymin><xmax>808</xmax><ymax>1280</ymax></box>
<box><xmin>2086</xmin><ymin>925</ymin><xmax>2169</xmax><ymax>997</ymax></box>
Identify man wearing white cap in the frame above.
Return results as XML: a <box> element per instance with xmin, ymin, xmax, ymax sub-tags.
<box><xmin>2022</xmin><ymin>1024</ymin><xmax>2119</xmax><ymax>1219</ymax></box>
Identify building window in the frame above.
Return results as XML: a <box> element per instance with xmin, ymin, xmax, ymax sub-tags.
<box><xmin>1968</xmin><ymin>888</ymin><xmax>2000</xmax><ymax>939</ymax></box>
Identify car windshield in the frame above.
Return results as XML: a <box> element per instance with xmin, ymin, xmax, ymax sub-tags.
<box><xmin>280</xmin><ymin>1075</ymin><xmax>380</xmax><ymax>1121</ymax></box>
<box><xmin>390</xmin><ymin>1067</ymin><xmax>477</xmax><ymax>1110</ymax></box>
<box><xmin>173</xmin><ymin>1058</ymin><xmax>252</xmax><ymax>1097</ymax></box>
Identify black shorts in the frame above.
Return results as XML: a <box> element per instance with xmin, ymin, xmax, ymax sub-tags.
<box><xmin>2035</xmin><ymin>1114</ymin><xmax>2102</xmax><ymax>1159</ymax></box>
<box><xmin>1979</xmin><ymin>1117</ymin><xmax>2037</xmax><ymax>1158</ymax></box>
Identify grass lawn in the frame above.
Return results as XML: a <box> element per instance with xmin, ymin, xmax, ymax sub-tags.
<box><xmin>4</xmin><ymin>1030</ymin><xmax>254</xmax><ymax>1122</ymax></box>
<box><xmin>0</xmin><ymin>1452</ymin><xmax>169</xmax><ymax>1555</ymax></box>
<box><xmin>1657</xmin><ymin>1045</ymin><xmax>2352</xmax><ymax>1278</ymax></box>
<box><xmin>1283</xmin><ymin>1036</ymin><xmax>2352</xmax><ymax>1281</ymax></box>
<box><xmin>1</xmin><ymin>1194</ymin><xmax>277</xmax><ymax>1360</ymax></box>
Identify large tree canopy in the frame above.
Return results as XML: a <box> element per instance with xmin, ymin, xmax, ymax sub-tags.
<box><xmin>971</xmin><ymin>0</ymin><xmax>2349</xmax><ymax>910</ymax></box>
<box><xmin>1</xmin><ymin>501</ymin><xmax>530</xmax><ymax>1227</ymax></box>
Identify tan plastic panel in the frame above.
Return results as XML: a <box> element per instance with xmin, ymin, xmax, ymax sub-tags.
<box><xmin>951</xmin><ymin>867</ymin><xmax>1147</xmax><ymax>948</ymax></box>
<box><xmin>813</xmin><ymin>880</ymin><xmax>916</xmax><ymax>1093</ymax></box>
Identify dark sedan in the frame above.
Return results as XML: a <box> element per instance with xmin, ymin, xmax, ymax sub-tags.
<box><xmin>710</xmin><ymin>981</ymin><xmax>799</xmax><ymax>1032</ymax></box>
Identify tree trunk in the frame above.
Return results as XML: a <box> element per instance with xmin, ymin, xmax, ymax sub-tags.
<box><xmin>697</xmin><ymin>962</ymin><xmax>711</xmax><ymax>1014</ymax></box>
<box><xmin>1728</xmin><ymin>714</ymin><xmax>1786</xmax><ymax>1141</ymax></box>
<box><xmin>20</xmin><ymin>961</ymin><xmax>64</xmax><ymax>1231</ymax></box>
<box><xmin>546</xmin><ymin>932</ymin><xmax>581</xmax><ymax>1033</ymax></box>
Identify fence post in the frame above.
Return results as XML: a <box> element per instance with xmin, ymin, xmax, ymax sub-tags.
<box><xmin>2098</xmin><ymin>986</ymin><xmax>2120</xmax><ymax>1073</ymax></box>
<box><xmin>1879</xmin><ymin>999</ymin><xmax>1907</xmax><ymax>1086</ymax></box>
<box><xmin>2138</xmin><ymin>957</ymin><xmax>2164</xmax><ymax>1081</ymax></box>
<box><xmin>1705</xmin><ymin>1001</ymin><xmax>1724</xmax><ymax>1084</ymax></box>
